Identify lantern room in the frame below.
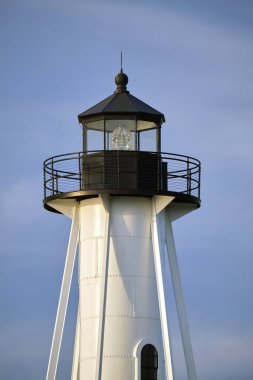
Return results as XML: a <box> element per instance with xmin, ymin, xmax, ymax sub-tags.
<box><xmin>78</xmin><ymin>70</ymin><xmax>165</xmax><ymax>153</ymax></box>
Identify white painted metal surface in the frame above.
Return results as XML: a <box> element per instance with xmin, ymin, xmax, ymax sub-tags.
<box><xmin>46</xmin><ymin>205</ymin><xmax>79</xmax><ymax>380</ymax></box>
<box><xmin>71</xmin><ymin>305</ymin><xmax>80</xmax><ymax>380</ymax></box>
<box><xmin>165</xmin><ymin>212</ymin><xmax>197</xmax><ymax>380</ymax></box>
<box><xmin>151</xmin><ymin>199</ymin><xmax>174</xmax><ymax>380</ymax></box>
<box><xmin>78</xmin><ymin>196</ymin><xmax>165</xmax><ymax>379</ymax></box>
<box><xmin>46</xmin><ymin>195</ymin><xmax>198</xmax><ymax>380</ymax></box>
<box><xmin>95</xmin><ymin>198</ymin><xmax>111</xmax><ymax>380</ymax></box>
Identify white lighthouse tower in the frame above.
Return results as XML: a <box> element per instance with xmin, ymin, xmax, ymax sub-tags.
<box><xmin>43</xmin><ymin>68</ymin><xmax>201</xmax><ymax>380</ymax></box>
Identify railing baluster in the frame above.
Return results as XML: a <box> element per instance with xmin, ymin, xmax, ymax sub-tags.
<box><xmin>44</xmin><ymin>162</ymin><xmax>46</xmax><ymax>198</ymax></box>
<box><xmin>186</xmin><ymin>158</ymin><xmax>190</xmax><ymax>194</ymax></box>
<box><xmin>198</xmin><ymin>163</ymin><xmax>201</xmax><ymax>199</ymax></box>
<box><xmin>78</xmin><ymin>153</ymin><xmax>82</xmax><ymax>190</ymax></box>
<box><xmin>189</xmin><ymin>164</ymin><xmax>192</xmax><ymax>195</ymax></box>
<box><xmin>56</xmin><ymin>171</ymin><xmax>59</xmax><ymax>194</ymax></box>
<box><xmin>51</xmin><ymin>159</ymin><xmax>55</xmax><ymax>195</ymax></box>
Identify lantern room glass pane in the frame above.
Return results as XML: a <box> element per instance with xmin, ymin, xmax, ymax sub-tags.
<box><xmin>137</xmin><ymin>120</ymin><xmax>156</xmax><ymax>131</ymax></box>
<box><xmin>87</xmin><ymin>129</ymin><xmax>104</xmax><ymax>151</ymax></box>
<box><xmin>85</xmin><ymin>119</ymin><xmax>104</xmax><ymax>131</ymax></box>
<box><xmin>105</xmin><ymin>119</ymin><xmax>135</xmax><ymax>132</ymax></box>
<box><xmin>105</xmin><ymin>131</ymin><xmax>112</xmax><ymax>150</ymax></box>
<box><xmin>139</xmin><ymin>129</ymin><xmax>156</xmax><ymax>152</ymax></box>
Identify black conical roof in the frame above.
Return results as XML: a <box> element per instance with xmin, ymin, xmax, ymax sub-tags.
<box><xmin>78</xmin><ymin>72</ymin><xmax>165</xmax><ymax>124</ymax></box>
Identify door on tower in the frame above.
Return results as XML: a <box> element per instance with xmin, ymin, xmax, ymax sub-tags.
<box><xmin>141</xmin><ymin>344</ymin><xmax>158</xmax><ymax>380</ymax></box>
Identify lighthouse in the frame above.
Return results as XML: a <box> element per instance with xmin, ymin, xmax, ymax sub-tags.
<box><xmin>43</xmin><ymin>68</ymin><xmax>201</xmax><ymax>380</ymax></box>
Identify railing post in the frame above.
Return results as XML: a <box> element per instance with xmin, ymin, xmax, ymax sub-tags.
<box><xmin>43</xmin><ymin>162</ymin><xmax>46</xmax><ymax>199</ymax></box>
<box><xmin>186</xmin><ymin>158</ymin><xmax>189</xmax><ymax>194</ymax></box>
<box><xmin>189</xmin><ymin>162</ymin><xmax>192</xmax><ymax>195</ymax></box>
<box><xmin>186</xmin><ymin>157</ymin><xmax>192</xmax><ymax>195</ymax></box>
<box><xmin>78</xmin><ymin>153</ymin><xmax>82</xmax><ymax>190</ymax></box>
<box><xmin>51</xmin><ymin>159</ymin><xmax>55</xmax><ymax>195</ymax></box>
<box><xmin>198</xmin><ymin>163</ymin><xmax>201</xmax><ymax>199</ymax></box>
<box><xmin>158</xmin><ymin>152</ymin><xmax>161</xmax><ymax>191</ymax></box>
<box><xmin>56</xmin><ymin>171</ymin><xmax>59</xmax><ymax>194</ymax></box>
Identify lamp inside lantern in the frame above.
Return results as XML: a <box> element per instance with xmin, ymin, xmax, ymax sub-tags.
<box><xmin>112</xmin><ymin>125</ymin><xmax>133</xmax><ymax>150</ymax></box>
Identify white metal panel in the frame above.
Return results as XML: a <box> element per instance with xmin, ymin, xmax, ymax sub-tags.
<box><xmin>95</xmin><ymin>206</ymin><xmax>111</xmax><ymax>380</ymax></box>
<box><xmin>134</xmin><ymin>277</ymin><xmax>160</xmax><ymax>319</ymax></box>
<box><xmin>79</xmin><ymin>358</ymin><xmax>96</xmax><ymax>379</ymax></box>
<box><xmin>101</xmin><ymin>358</ymin><xmax>134</xmax><ymax>380</ymax></box>
<box><xmin>151</xmin><ymin>199</ymin><xmax>174</xmax><ymax>380</ymax></box>
<box><xmin>79</xmin><ymin>238</ymin><xmax>99</xmax><ymax>279</ymax></box>
<box><xmin>79</xmin><ymin>279</ymin><xmax>99</xmax><ymax>318</ymax></box>
<box><xmin>79</xmin><ymin>199</ymin><xmax>104</xmax><ymax>380</ymax></box>
<box><xmin>46</xmin><ymin>205</ymin><xmax>79</xmax><ymax>380</ymax></box>
<box><xmin>71</xmin><ymin>306</ymin><xmax>80</xmax><ymax>380</ymax></box>
<box><xmin>79</xmin><ymin>198</ymin><xmax>106</xmax><ymax>241</ymax></box>
<box><xmin>106</xmin><ymin>276</ymin><xmax>134</xmax><ymax>316</ymax></box>
<box><xmin>103</xmin><ymin>317</ymin><xmax>162</xmax><ymax>356</ymax></box>
<box><xmin>109</xmin><ymin>236</ymin><xmax>155</xmax><ymax>278</ymax></box>
<box><xmin>79</xmin><ymin>317</ymin><xmax>98</xmax><ymax>358</ymax></box>
<box><xmin>79</xmin><ymin>237</ymin><xmax>104</xmax><ymax>279</ymax></box>
<box><xmin>111</xmin><ymin>197</ymin><xmax>151</xmax><ymax>237</ymax></box>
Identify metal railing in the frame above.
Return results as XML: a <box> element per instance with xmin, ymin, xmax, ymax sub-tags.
<box><xmin>43</xmin><ymin>151</ymin><xmax>201</xmax><ymax>200</ymax></box>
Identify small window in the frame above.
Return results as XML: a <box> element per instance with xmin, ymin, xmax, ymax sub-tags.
<box><xmin>141</xmin><ymin>344</ymin><xmax>158</xmax><ymax>380</ymax></box>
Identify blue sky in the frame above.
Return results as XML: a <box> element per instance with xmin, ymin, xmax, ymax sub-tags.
<box><xmin>0</xmin><ymin>0</ymin><xmax>253</xmax><ymax>379</ymax></box>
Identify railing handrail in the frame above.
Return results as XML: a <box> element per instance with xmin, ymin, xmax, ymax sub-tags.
<box><xmin>43</xmin><ymin>150</ymin><xmax>201</xmax><ymax>201</ymax></box>
<box><xmin>44</xmin><ymin>150</ymin><xmax>200</xmax><ymax>165</ymax></box>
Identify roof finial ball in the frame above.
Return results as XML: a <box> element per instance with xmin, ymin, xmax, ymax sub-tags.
<box><xmin>115</xmin><ymin>71</ymin><xmax>128</xmax><ymax>93</ymax></box>
<box><xmin>115</xmin><ymin>51</ymin><xmax>129</xmax><ymax>93</ymax></box>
